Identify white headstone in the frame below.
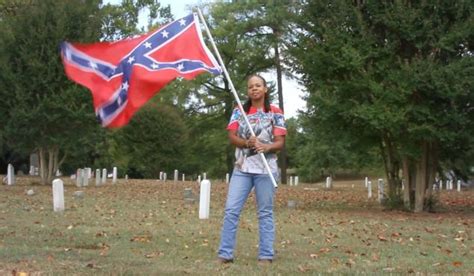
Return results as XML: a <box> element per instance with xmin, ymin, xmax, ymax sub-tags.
<box><xmin>439</xmin><ymin>180</ymin><xmax>443</xmax><ymax>190</ymax></box>
<box><xmin>125</xmin><ymin>174</ymin><xmax>128</xmax><ymax>181</ymax></box>
<box><xmin>52</xmin><ymin>179</ymin><xmax>65</xmax><ymax>212</ymax></box>
<box><xmin>368</xmin><ymin>181</ymin><xmax>372</xmax><ymax>198</ymax></box>
<box><xmin>295</xmin><ymin>176</ymin><xmax>299</xmax><ymax>186</ymax></box>
<box><xmin>112</xmin><ymin>167</ymin><xmax>117</xmax><ymax>184</ymax></box>
<box><xmin>174</xmin><ymin>170</ymin><xmax>178</xmax><ymax>182</ymax></box>
<box><xmin>29</xmin><ymin>165</ymin><xmax>35</xmax><ymax>176</ymax></box>
<box><xmin>290</xmin><ymin>176</ymin><xmax>294</xmax><ymax>186</ymax></box>
<box><xmin>163</xmin><ymin>173</ymin><xmax>167</xmax><ymax>182</ymax></box>
<box><xmin>457</xmin><ymin>180</ymin><xmax>461</xmax><ymax>192</ymax></box>
<box><xmin>377</xmin><ymin>178</ymin><xmax>384</xmax><ymax>203</ymax></box>
<box><xmin>102</xmin><ymin>168</ymin><xmax>107</xmax><ymax>184</ymax></box>
<box><xmin>81</xmin><ymin>169</ymin><xmax>88</xmax><ymax>186</ymax></box>
<box><xmin>199</xmin><ymin>180</ymin><xmax>211</xmax><ymax>219</ymax></box>
<box><xmin>159</xmin><ymin>171</ymin><xmax>163</xmax><ymax>181</ymax></box>
<box><xmin>325</xmin><ymin>176</ymin><xmax>332</xmax><ymax>189</ymax></box>
<box><xmin>365</xmin><ymin>177</ymin><xmax>368</xmax><ymax>188</ymax></box>
<box><xmin>182</xmin><ymin>173</ymin><xmax>185</xmax><ymax>182</ymax></box>
<box><xmin>203</xmin><ymin>172</ymin><xmax>207</xmax><ymax>180</ymax></box>
<box><xmin>198</xmin><ymin>175</ymin><xmax>201</xmax><ymax>184</ymax></box>
<box><xmin>226</xmin><ymin>173</ymin><xmax>229</xmax><ymax>184</ymax></box>
<box><xmin>76</xmin><ymin>169</ymin><xmax>82</xmax><ymax>187</ymax></box>
<box><xmin>7</xmin><ymin>164</ymin><xmax>15</xmax><ymax>185</ymax></box>
<box><xmin>95</xmin><ymin>169</ymin><xmax>101</xmax><ymax>186</ymax></box>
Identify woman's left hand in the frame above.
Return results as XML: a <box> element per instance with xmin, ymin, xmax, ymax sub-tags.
<box><xmin>254</xmin><ymin>140</ymin><xmax>271</xmax><ymax>154</ymax></box>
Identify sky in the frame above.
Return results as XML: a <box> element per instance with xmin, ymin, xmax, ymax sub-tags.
<box><xmin>104</xmin><ymin>0</ymin><xmax>306</xmax><ymax>118</ymax></box>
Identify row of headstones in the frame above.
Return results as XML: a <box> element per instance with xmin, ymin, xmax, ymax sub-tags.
<box><xmin>51</xmin><ymin>177</ymin><xmax>213</xmax><ymax>220</ymax></box>
<box><xmin>73</xmin><ymin>167</ymin><xmax>118</xmax><ymax>187</ymax></box>
<box><xmin>288</xmin><ymin>176</ymin><xmax>300</xmax><ymax>186</ymax></box>
<box><xmin>158</xmin><ymin>170</ymin><xmax>233</xmax><ymax>184</ymax></box>
<box><xmin>433</xmin><ymin>179</ymin><xmax>462</xmax><ymax>191</ymax></box>
<box><xmin>364</xmin><ymin>177</ymin><xmax>385</xmax><ymax>202</ymax></box>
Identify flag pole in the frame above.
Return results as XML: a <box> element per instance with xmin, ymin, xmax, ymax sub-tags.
<box><xmin>196</xmin><ymin>8</ymin><xmax>278</xmax><ymax>188</ymax></box>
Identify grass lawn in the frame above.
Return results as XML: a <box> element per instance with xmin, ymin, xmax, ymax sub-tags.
<box><xmin>0</xmin><ymin>176</ymin><xmax>472</xmax><ymax>275</ymax></box>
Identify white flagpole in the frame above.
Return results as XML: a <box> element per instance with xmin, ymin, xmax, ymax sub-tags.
<box><xmin>196</xmin><ymin>8</ymin><xmax>278</xmax><ymax>188</ymax></box>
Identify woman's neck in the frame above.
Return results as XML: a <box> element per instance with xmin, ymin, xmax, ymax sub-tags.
<box><xmin>251</xmin><ymin>99</ymin><xmax>265</xmax><ymax>109</ymax></box>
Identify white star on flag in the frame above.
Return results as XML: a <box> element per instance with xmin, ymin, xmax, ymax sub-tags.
<box><xmin>151</xmin><ymin>63</ymin><xmax>159</xmax><ymax>69</ymax></box>
<box><xmin>179</xmin><ymin>19</ymin><xmax>186</xmax><ymax>26</ymax></box>
<box><xmin>89</xmin><ymin>61</ymin><xmax>98</xmax><ymax>69</ymax></box>
<box><xmin>121</xmin><ymin>81</ymin><xmax>129</xmax><ymax>90</ymax></box>
<box><xmin>177</xmin><ymin>63</ymin><xmax>184</xmax><ymax>71</ymax></box>
<box><xmin>127</xmin><ymin>56</ymin><xmax>135</xmax><ymax>64</ymax></box>
<box><xmin>161</xmin><ymin>30</ymin><xmax>169</xmax><ymax>38</ymax></box>
<box><xmin>144</xmin><ymin>42</ymin><xmax>152</xmax><ymax>48</ymax></box>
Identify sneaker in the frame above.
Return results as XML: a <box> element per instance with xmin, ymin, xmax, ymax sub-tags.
<box><xmin>258</xmin><ymin>259</ymin><xmax>272</xmax><ymax>265</ymax></box>
<box><xmin>216</xmin><ymin>257</ymin><xmax>233</xmax><ymax>264</ymax></box>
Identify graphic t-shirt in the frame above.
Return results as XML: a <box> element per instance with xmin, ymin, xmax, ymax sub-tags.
<box><xmin>227</xmin><ymin>104</ymin><xmax>287</xmax><ymax>174</ymax></box>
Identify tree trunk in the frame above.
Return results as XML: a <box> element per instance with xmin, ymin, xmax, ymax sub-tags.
<box><xmin>425</xmin><ymin>142</ymin><xmax>438</xmax><ymax>199</ymax></box>
<box><xmin>38</xmin><ymin>147</ymin><xmax>47</xmax><ymax>185</ymax></box>
<box><xmin>380</xmin><ymin>131</ymin><xmax>401</xmax><ymax>199</ymax></box>
<box><xmin>414</xmin><ymin>142</ymin><xmax>428</xmax><ymax>212</ymax></box>
<box><xmin>402</xmin><ymin>157</ymin><xmax>412</xmax><ymax>209</ymax></box>
<box><xmin>274</xmin><ymin>38</ymin><xmax>287</xmax><ymax>184</ymax></box>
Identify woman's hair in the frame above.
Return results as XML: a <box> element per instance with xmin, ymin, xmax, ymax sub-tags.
<box><xmin>243</xmin><ymin>74</ymin><xmax>271</xmax><ymax>113</ymax></box>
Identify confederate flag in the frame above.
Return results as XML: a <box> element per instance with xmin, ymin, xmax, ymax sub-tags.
<box><xmin>60</xmin><ymin>13</ymin><xmax>222</xmax><ymax>127</ymax></box>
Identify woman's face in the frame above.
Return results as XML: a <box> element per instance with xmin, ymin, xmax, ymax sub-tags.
<box><xmin>247</xmin><ymin>76</ymin><xmax>267</xmax><ymax>101</ymax></box>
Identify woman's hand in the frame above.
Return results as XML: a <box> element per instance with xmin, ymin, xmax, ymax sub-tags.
<box><xmin>247</xmin><ymin>136</ymin><xmax>257</xmax><ymax>148</ymax></box>
<box><xmin>254</xmin><ymin>139</ymin><xmax>270</xmax><ymax>153</ymax></box>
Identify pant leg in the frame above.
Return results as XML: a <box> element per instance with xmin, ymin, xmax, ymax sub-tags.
<box><xmin>218</xmin><ymin>170</ymin><xmax>253</xmax><ymax>259</ymax></box>
<box><xmin>254</xmin><ymin>173</ymin><xmax>277</xmax><ymax>260</ymax></box>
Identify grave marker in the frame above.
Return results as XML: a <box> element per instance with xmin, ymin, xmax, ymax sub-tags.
<box><xmin>377</xmin><ymin>178</ymin><xmax>384</xmax><ymax>203</ymax></box>
<box><xmin>102</xmin><ymin>168</ymin><xmax>107</xmax><ymax>184</ymax></box>
<box><xmin>112</xmin><ymin>167</ymin><xmax>117</xmax><ymax>184</ymax></box>
<box><xmin>368</xmin><ymin>181</ymin><xmax>372</xmax><ymax>198</ymax></box>
<box><xmin>52</xmin><ymin>179</ymin><xmax>65</xmax><ymax>212</ymax></box>
<box><xmin>325</xmin><ymin>176</ymin><xmax>332</xmax><ymax>189</ymax></box>
<box><xmin>199</xmin><ymin>180</ymin><xmax>211</xmax><ymax>219</ymax></box>
<box><xmin>76</xmin><ymin>169</ymin><xmax>82</xmax><ymax>187</ymax></box>
<box><xmin>95</xmin><ymin>169</ymin><xmax>101</xmax><ymax>186</ymax></box>
<box><xmin>295</xmin><ymin>176</ymin><xmax>299</xmax><ymax>186</ymax></box>
<box><xmin>7</xmin><ymin>164</ymin><xmax>15</xmax><ymax>185</ymax></box>
<box><xmin>225</xmin><ymin>173</ymin><xmax>229</xmax><ymax>184</ymax></box>
<box><xmin>82</xmin><ymin>169</ymin><xmax>88</xmax><ymax>187</ymax></box>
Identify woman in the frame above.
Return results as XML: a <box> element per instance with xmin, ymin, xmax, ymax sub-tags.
<box><xmin>217</xmin><ymin>74</ymin><xmax>287</xmax><ymax>264</ymax></box>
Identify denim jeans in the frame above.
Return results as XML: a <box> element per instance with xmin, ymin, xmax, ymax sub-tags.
<box><xmin>218</xmin><ymin>169</ymin><xmax>277</xmax><ymax>260</ymax></box>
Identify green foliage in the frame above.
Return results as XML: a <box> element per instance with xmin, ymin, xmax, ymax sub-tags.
<box><xmin>289</xmin><ymin>1</ymin><xmax>473</xmax><ymax>190</ymax></box>
<box><xmin>110</xmin><ymin>103</ymin><xmax>187</xmax><ymax>179</ymax></box>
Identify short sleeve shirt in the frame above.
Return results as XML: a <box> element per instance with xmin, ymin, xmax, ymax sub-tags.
<box><xmin>227</xmin><ymin>104</ymin><xmax>287</xmax><ymax>174</ymax></box>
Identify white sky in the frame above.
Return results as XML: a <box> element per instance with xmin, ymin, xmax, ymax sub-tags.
<box><xmin>104</xmin><ymin>0</ymin><xmax>306</xmax><ymax>118</ymax></box>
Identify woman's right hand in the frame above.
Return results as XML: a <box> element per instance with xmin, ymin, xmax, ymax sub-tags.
<box><xmin>247</xmin><ymin>136</ymin><xmax>257</xmax><ymax>148</ymax></box>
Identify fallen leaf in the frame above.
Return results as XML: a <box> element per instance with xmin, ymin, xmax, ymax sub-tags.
<box><xmin>452</xmin><ymin>261</ymin><xmax>462</xmax><ymax>267</ymax></box>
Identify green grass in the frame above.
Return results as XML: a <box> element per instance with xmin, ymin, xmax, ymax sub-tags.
<box><xmin>0</xmin><ymin>177</ymin><xmax>472</xmax><ymax>275</ymax></box>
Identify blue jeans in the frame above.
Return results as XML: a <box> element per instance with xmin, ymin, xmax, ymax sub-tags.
<box><xmin>218</xmin><ymin>169</ymin><xmax>277</xmax><ymax>260</ymax></box>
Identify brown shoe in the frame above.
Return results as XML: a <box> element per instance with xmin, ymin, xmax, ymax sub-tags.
<box><xmin>258</xmin><ymin>259</ymin><xmax>272</xmax><ymax>265</ymax></box>
<box><xmin>216</xmin><ymin>257</ymin><xmax>233</xmax><ymax>264</ymax></box>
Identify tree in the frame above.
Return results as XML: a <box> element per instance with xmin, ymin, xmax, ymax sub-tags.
<box><xmin>111</xmin><ymin>103</ymin><xmax>187</xmax><ymax>179</ymax></box>
<box><xmin>0</xmin><ymin>0</ymin><xmax>104</xmax><ymax>183</ymax></box>
<box><xmin>290</xmin><ymin>0</ymin><xmax>473</xmax><ymax>211</ymax></box>
<box><xmin>0</xmin><ymin>0</ymin><xmax>172</xmax><ymax>183</ymax></box>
